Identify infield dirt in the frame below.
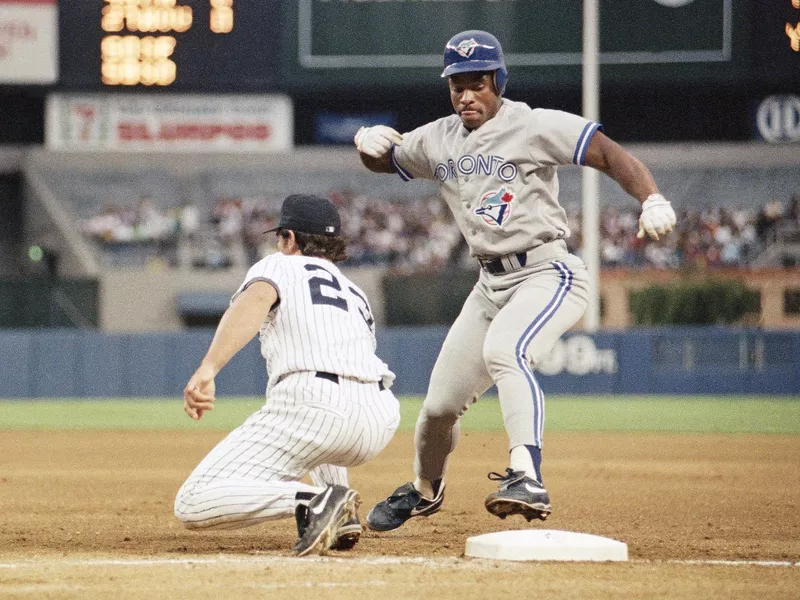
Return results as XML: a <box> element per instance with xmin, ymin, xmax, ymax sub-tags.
<box><xmin>1</xmin><ymin>430</ymin><xmax>798</xmax><ymax>599</ymax></box>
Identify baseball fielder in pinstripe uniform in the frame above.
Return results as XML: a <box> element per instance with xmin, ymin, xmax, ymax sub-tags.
<box><xmin>354</xmin><ymin>30</ymin><xmax>676</xmax><ymax>530</ymax></box>
<box><xmin>175</xmin><ymin>194</ymin><xmax>400</xmax><ymax>556</ymax></box>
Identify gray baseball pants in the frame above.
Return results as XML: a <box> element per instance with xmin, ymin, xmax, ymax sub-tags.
<box><xmin>414</xmin><ymin>244</ymin><xmax>589</xmax><ymax>481</ymax></box>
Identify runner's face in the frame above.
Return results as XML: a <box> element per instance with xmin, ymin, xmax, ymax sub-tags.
<box><xmin>448</xmin><ymin>72</ymin><xmax>502</xmax><ymax>129</ymax></box>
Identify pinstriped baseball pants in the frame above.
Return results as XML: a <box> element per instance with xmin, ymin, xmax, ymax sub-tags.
<box><xmin>174</xmin><ymin>371</ymin><xmax>400</xmax><ymax>530</ymax></box>
<box><xmin>414</xmin><ymin>253</ymin><xmax>589</xmax><ymax>481</ymax></box>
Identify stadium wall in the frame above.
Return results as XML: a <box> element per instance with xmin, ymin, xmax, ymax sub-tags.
<box><xmin>1</xmin><ymin>328</ymin><xmax>797</xmax><ymax>398</ymax></box>
<box><xmin>99</xmin><ymin>266</ymin><xmax>387</xmax><ymax>331</ymax></box>
<box><xmin>94</xmin><ymin>267</ymin><xmax>800</xmax><ymax>331</ymax></box>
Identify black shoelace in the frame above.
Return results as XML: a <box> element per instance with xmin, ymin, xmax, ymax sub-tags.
<box><xmin>487</xmin><ymin>467</ymin><xmax>519</xmax><ymax>482</ymax></box>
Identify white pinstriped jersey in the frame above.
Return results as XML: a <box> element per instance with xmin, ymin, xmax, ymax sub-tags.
<box><xmin>233</xmin><ymin>253</ymin><xmax>394</xmax><ymax>389</ymax></box>
<box><xmin>390</xmin><ymin>99</ymin><xmax>602</xmax><ymax>259</ymax></box>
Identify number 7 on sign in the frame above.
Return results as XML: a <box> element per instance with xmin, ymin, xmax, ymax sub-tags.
<box><xmin>787</xmin><ymin>22</ymin><xmax>800</xmax><ymax>51</ymax></box>
<box><xmin>210</xmin><ymin>0</ymin><xmax>233</xmax><ymax>33</ymax></box>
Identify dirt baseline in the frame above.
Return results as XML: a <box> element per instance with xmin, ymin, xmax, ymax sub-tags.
<box><xmin>1</xmin><ymin>430</ymin><xmax>798</xmax><ymax>599</ymax></box>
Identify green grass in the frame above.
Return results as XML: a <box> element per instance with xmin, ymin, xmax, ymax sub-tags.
<box><xmin>0</xmin><ymin>396</ymin><xmax>799</xmax><ymax>434</ymax></box>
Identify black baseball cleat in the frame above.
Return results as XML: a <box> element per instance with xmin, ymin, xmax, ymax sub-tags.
<box><xmin>484</xmin><ymin>468</ymin><xmax>552</xmax><ymax>522</ymax></box>
<box><xmin>295</xmin><ymin>503</ymin><xmax>362</xmax><ymax>551</ymax></box>
<box><xmin>366</xmin><ymin>480</ymin><xmax>444</xmax><ymax>532</ymax></box>
<box><xmin>293</xmin><ymin>485</ymin><xmax>361</xmax><ymax>556</ymax></box>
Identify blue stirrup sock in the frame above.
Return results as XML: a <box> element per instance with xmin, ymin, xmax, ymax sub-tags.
<box><xmin>509</xmin><ymin>444</ymin><xmax>543</xmax><ymax>483</ymax></box>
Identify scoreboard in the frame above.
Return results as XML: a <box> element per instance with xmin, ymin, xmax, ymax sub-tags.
<box><xmin>54</xmin><ymin>1</ymin><xmax>797</xmax><ymax>93</ymax></box>
<box><xmin>58</xmin><ymin>0</ymin><xmax>282</xmax><ymax>91</ymax></box>
<box><xmin>282</xmin><ymin>0</ymin><xmax>773</xmax><ymax>91</ymax></box>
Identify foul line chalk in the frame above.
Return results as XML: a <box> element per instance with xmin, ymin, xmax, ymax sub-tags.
<box><xmin>0</xmin><ymin>555</ymin><xmax>797</xmax><ymax>570</ymax></box>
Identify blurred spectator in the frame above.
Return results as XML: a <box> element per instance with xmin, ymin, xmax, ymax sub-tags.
<box><xmin>787</xmin><ymin>193</ymin><xmax>800</xmax><ymax>225</ymax></box>
<box><xmin>179</xmin><ymin>202</ymin><xmax>200</xmax><ymax>239</ymax></box>
<box><xmin>755</xmin><ymin>199</ymin><xmax>783</xmax><ymax>242</ymax></box>
<box><xmin>81</xmin><ymin>199</ymin><xmax>177</xmax><ymax>244</ymax></box>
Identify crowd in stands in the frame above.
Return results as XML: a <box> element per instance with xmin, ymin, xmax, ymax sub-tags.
<box><xmin>565</xmin><ymin>204</ymin><xmax>761</xmax><ymax>269</ymax></box>
<box><xmin>79</xmin><ymin>191</ymin><xmax>800</xmax><ymax>271</ymax></box>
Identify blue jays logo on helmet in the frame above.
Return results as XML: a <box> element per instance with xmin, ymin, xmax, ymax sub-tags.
<box><xmin>475</xmin><ymin>187</ymin><xmax>515</xmax><ymax>228</ymax></box>
<box><xmin>454</xmin><ymin>38</ymin><xmax>481</xmax><ymax>58</ymax></box>
<box><xmin>441</xmin><ymin>30</ymin><xmax>508</xmax><ymax>95</ymax></box>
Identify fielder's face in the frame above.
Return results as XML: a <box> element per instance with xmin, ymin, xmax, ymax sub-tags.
<box><xmin>448</xmin><ymin>72</ymin><xmax>502</xmax><ymax>130</ymax></box>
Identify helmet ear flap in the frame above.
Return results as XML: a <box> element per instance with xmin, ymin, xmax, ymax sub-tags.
<box><xmin>494</xmin><ymin>68</ymin><xmax>508</xmax><ymax>96</ymax></box>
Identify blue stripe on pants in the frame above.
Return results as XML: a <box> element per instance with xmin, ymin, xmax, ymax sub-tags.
<box><xmin>513</xmin><ymin>261</ymin><xmax>574</xmax><ymax>447</ymax></box>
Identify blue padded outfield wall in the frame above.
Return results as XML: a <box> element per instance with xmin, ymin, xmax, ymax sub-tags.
<box><xmin>0</xmin><ymin>327</ymin><xmax>799</xmax><ymax>398</ymax></box>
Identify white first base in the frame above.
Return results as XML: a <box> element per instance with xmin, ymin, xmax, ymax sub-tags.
<box><xmin>465</xmin><ymin>529</ymin><xmax>628</xmax><ymax>562</ymax></box>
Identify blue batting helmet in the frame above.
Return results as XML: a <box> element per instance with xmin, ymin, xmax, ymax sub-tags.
<box><xmin>441</xmin><ymin>30</ymin><xmax>508</xmax><ymax>95</ymax></box>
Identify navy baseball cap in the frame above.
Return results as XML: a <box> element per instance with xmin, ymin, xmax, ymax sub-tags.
<box><xmin>265</xmin><ymin>194</ymin><xmax>341</xmax><ymax>236</ymax></box>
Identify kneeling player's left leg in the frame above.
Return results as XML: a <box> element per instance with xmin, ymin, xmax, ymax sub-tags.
<box><xmin>310</xmin><ymin>464</ymin><xmax>349</xmax><ymax>488</ymax></box>
<box><xmin>174</xmin><ymin>402</ymin><xmax>329</xmax><ymax>530</ymax></box>
<box><xmin>176</xmin><ymin>372</ymin><xmax>397</xmax><ymax>539</ymax></box>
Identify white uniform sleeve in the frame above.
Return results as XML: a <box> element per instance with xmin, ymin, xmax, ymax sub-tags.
<box><xmin>527</xmin><ymin>109</ymin><xmax>603</xmax><ymax>167</ymax></box>
<box><xmin>230</xmin><ymin>254</ymin><xmax>285</xmax><ymax>305</ymax></box>
<box><xmin>389</xmin><ymin>123</ymin><xmax>436</xmax><ymax>181</ymax></box>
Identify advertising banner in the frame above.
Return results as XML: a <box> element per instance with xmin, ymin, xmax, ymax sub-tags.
<box><xmin>0</xmin><ymin>0</ymin><xmax>57</xmax><ymax>84</ymax></box>
<box><xmin>45</xmin><ymin>94</ymin><xmax>294</xmax><ymax>152</ymax></box>
<box><xmin>755</xmin><ymin>95</ymin><xmax>800</xmax><ymax>143</ymax></box>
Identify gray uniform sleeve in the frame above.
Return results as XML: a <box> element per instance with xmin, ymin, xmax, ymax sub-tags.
<box><xmin>390</xmin><ymin>123</ymin><xmax>436</xmax><ymax>181</ymax></box>
<box><xmin>527</xmin><ymin>108</ymin><xmax>603</xmax><ymax>167</ymax></box>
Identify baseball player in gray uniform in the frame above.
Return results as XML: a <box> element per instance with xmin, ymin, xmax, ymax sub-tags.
<box><xmin>354</xmin><ymin>30</ymin><xmax>676</xmax><ymax>530</ymax></box>
<box><xmin>175</xmin><ymin>194</ymin><xmax>400</xmax><ymax>555</ymax></box>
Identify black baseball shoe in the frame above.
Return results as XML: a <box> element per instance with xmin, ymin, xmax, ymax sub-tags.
<box><xmin>295</xmin><ymin>503</ymin><xmax>362</xmax><ymax>551</ymax></box>
<box><xmin>366</xmin><ymin>480</ymin><xmax>444</xmax><ymax>532</ymax></box>
<box><xmin>484</xmin><ymin>468</ymin><xmax>551</xmax><ymax>522</ymax></box>
<box><xmin>292</xmin><ymin>485</ymin><xmax>360</xmax><ymax>557</ymax></box>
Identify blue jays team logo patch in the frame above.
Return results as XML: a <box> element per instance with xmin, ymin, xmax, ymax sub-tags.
<box><xmin>475</xmin><ymin>187</ymin><xmax>515</xmax><ymax>228</ymax></box>
<box><xmin>455</xmin><ymin>38</ymin><xmax>479</xmax><ymax>58</ymax></box>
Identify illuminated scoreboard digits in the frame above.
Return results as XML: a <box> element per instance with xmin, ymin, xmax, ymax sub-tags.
<box><xmin>100</xmin><ymin>0</ymin><xmax>233</xmax><ymax>87</ymax></box>
<box><xmin>788</xmin><ymin>0</ymin><xmax>800</xmax><ymax>52</ymax></box>
<box><xmin>59</xmin><ymin>0</ymin><xmax>277</xmax><ymax>91</ymax></box>
<box><xmin>210</xmin><ymin>0</ymin><xmax>233</xmax><ymax>34</ymax></box>
<box><xmin>101</xmin><ymin>35</ymin><xmax>177</xmax><ymax>86</ymax></box>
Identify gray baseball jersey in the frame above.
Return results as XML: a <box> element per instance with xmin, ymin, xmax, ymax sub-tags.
<box><xmin>391</xmin><ymin>99</ymin><xmax>602</xmax><ymax>258</ymax></box>
<box><xmin>175</xmin><ymin>253</ymin><xmax>399</xmax><ymax>530</ymax></box>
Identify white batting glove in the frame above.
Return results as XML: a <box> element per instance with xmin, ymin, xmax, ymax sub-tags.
<box><xmin>637</xmin><ymin>193</ymin><xmax>677</xmax><ymax>240</ymax></box>
<box><xmin>354</xmin><ymin>125</ymin><xmax>403</xmax><ymax>158</ymax></box>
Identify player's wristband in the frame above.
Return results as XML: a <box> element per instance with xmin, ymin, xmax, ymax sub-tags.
<box><xmin>643</xmin><ymin>193</ymin><xmax>668</xmax><ymax>206</ymax></box>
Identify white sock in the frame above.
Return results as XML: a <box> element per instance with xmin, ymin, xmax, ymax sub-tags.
<box><xmin>413</xmin><ymin>477</ymin><xmax>436</xmax><ymax>500</ymax></box>
<box><xmin>509</xmin><ymin>446</ymin><xmax>538</xmax><ymax>481</ymax></box>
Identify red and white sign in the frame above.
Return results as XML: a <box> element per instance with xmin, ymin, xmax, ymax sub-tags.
<box><xmin>0</xmin><ymin>0</ymin><xmax>57</xmax><ymax>84</ymax></box>
<box><xmin>45</xmin><ymin>94</ymin><xmax>294</xmax><ymax>152</ymax></box>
